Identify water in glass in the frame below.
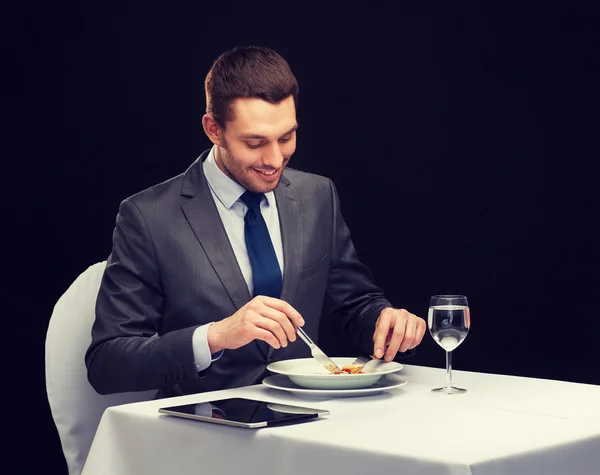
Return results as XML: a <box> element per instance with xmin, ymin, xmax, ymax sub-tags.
<box><xmin>428</xmin><ymin>295</ymin><xmax>470</xmax><ymax>394</ymax></box>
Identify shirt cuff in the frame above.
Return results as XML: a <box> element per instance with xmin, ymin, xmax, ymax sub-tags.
<box><xmin>192</xmin><ymin>323</ymin><xmax>224</xmax><ymax>372</ymax></box>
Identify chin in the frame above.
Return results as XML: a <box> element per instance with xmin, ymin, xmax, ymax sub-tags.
<box><xmin>243</xmin><ymin>173</ymin><xmax>282</xmax><ymax>194</ymax></box>
<box><xmin>248</xmin><ymin>181</ymin><xmax>280</xmax><ymax>194</ymax></box>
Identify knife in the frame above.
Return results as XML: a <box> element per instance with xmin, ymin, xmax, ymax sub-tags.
<box><xmin>295</xmin><ymin>325</ymin><xmax>343</xmax><ymax>374</ymax></box>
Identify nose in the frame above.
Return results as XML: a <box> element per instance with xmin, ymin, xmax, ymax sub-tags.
<box><xmin>261</xmin><ymin>142</ymin><xmax>285</xmax><ymax>168</ymax></box>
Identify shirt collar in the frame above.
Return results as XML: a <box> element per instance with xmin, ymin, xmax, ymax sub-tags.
<box><xmin>202</xmin><ymin>146</ymin><xmax>276</xmax><ymax>209</ymax></box>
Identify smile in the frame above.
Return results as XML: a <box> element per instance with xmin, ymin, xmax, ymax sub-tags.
<box><xmin>252</xmin><ymin>168</ymin><xmax>280</xmax><ymax>183</ymax></box>
<box><xmin>255</xmin><ymin>169</ymin><xmax>277</xmax><ymax>175</ymax></box>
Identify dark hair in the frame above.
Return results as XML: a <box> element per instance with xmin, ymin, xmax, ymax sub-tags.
<box><xmin>205</xmin><ymin>45</ymin><xmax>299</xmax><ymax>127</ymax></box>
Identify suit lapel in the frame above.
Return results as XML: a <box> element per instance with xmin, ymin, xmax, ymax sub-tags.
<box><xmin>181</xmin><ymin>153</ymin><xmax>251</xmax><ymax>311</ymax></box>
<box><xmin>272</xmin><ymin>177</ymin><xmax>303</xmax><ymax>358</ymax></box>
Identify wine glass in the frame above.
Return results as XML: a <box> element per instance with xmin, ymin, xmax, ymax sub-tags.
<box><xmin>428</xmin><ymin>295</ymin><xmax>470</xmax><ymax>394</ymax></box>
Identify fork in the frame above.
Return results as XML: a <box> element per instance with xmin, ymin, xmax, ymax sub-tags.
<box><xmin>351</xmin><ymin>355</ymin><xmax>386</xmax><ymax>373</ymax></box>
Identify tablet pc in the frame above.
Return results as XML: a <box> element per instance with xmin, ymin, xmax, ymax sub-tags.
<box><xmin>158</xmin><ymin>397</ymin><xmax>330</xmax><ymax>428</ymax></box>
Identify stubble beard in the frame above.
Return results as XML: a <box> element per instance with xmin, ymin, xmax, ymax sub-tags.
<box><xmin>217</xmin><ymin>141</ymin><xmax>286</xmax><ymax>194</ymax></box>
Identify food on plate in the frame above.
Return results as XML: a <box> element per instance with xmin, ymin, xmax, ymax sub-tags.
<box><xmin>317</xmin><ymin>363</ymin><xmax>364</xmax><ymax>374</ymax></box>
<box><xmin>340</xmin><ymin>364</ymin><xmax>364</xmax><ymax>374</ymax></box>
<box><xmin>324</xmin><ymin>364</ymin><xmax>342</xmax><ymax>374</ymax></box>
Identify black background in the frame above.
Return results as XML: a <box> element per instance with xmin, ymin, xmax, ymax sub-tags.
<box><xmin>6</xmin><ymin>2</ymin><xmax>599</xmax><ymax>473</ymax></box>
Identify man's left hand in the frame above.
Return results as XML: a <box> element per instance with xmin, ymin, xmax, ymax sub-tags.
<box><xmin>373</xmin><ymin>308</ymin><xmax>426</xmax><ymax>361</ymax></box>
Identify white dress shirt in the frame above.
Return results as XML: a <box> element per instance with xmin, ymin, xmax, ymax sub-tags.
<box><xmin>192</xmin><ymin>146</ymin><xmax>285</xmax><ymax>371</ymax></box>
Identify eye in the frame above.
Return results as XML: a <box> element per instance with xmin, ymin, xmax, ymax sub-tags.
<box><xmin>278</xmin><ymin>135</ymin><xmax>293</xmax><ymax>143</ymax></box>
<box><xmin>245</xmin><ymin>142</ymin><xmax>264</xmax><ymax>150</ymax></box>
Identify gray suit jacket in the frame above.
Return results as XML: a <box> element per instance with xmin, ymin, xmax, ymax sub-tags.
<box><xmin>86</xmin><ymin>150</ymin><xmax>393</xmax><ymax>398</ymax></box>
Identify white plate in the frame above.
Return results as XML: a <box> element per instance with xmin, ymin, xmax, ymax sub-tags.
<box><xmin>266</xmin><ymin>357</ymin><xmax>403</xmax><ymax>390</ymax></box>
<box><xmin>262</xmin><ymin>374</ymin><xmax>407</xmax><ymax>398</ymax></box>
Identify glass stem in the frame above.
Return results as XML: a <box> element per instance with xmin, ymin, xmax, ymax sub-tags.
<box><xmin>446</xmin><ymin>350</ymin><xmax>453</xmax><ymax>388</ymax></box>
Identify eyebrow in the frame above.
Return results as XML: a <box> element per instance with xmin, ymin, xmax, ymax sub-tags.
<box><xmin>239</xmin><ymin>123</ymin><xmax>299</xmax><ymax>140</ymax></box>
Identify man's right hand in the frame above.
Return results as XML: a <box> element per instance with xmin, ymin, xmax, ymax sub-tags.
<box><xmin>207</xmin><ymin>296</ymin><xmax>304</xmax><ymax>353</ymax></box>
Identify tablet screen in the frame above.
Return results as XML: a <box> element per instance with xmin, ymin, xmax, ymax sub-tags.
<box><xmin>158</xmin><ymin>397</ymin><xmax>329</xmax><ymax>428</ymax></box>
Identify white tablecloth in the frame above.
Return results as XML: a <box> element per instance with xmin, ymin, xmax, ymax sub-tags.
<box><xmin>82</xmin><ymin>365</ymin><xmax>600</xmax><ymax>475</ymax></box>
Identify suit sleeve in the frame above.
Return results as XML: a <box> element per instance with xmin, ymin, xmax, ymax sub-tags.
<box><xmin>321</xmin><ymin>180</ymin><xmax>395</xmax><ymax>354</ymax></box>
<box><xmin>85</xmin><ymin>198</ymin><xmax>200</xmax><ymax>395</ymax></box>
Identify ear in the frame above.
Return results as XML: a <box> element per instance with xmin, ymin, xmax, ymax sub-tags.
<box><xmin>202</xmin><ymin>114</ymin><xmax>223</xmax><ymax>146</ymax></box>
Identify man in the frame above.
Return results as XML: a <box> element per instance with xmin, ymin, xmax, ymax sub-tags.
<box><xmin>86</xmin><ymin>46</ymin><xmax>426</xmax><ymax>398</ymax></box>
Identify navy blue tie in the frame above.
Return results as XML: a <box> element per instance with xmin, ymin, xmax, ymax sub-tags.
<box><xmin>240</xmin><ymin>191</ymin><xmax>282</xmax><ymax>300</ymax></box>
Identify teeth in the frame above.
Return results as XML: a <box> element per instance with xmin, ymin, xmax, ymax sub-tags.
<box><xmin>257</xmin><ymin>169</ymin><xmax>276</xmax><ymax>176</ymax></box>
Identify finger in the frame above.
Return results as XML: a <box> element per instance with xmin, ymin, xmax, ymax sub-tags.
<box><xmin>259</xmin><ymin>305</ymin><xmax>297</xmax><ymax>343</ymax></box>
<box><xmin>245</xmin><ymin>298</ymin><xmax>296</xmax><ymax>343</ymax></box>
<box><xmin>257</xmin><ymin>302</ymin><xmax>296</xmax><ymax>341</ymax></box>
<box><xmin>385</xmin><ymin>332</ymin><xmax>393</xmax><ymax>346</ymax></box>
<box><xmin>409</xmin><ymin>318</ymin><xmax>427</xmax><ymax>349</ymax></box>
<box><xmin>253</xmin><ymin>326</ymin><xmax>282</xmax><ymax>349</ymax></box>
<box><xmin>373</xmin><ymin>311</ymin><xmax>393</xmax><ymax>359</ymax></box>
<box><xmin>244</xmin><ymin>302</ymin><xmax>291</xmax><ymax>347</ymax></box>
<box><xmin>398</xmin><ymin>316</ymin><xmax>418</xmax><ymax>353</ymax></box>
<box><xmin>261</xmin><ymin>297</ymin><xmax>305</xmax><ymax>327</ymax></box>
<box><xmin>254</xmin><ymin>314</ymin><xmax>290</xmax><ymax>348</ymax></box>
<box><xmin>385</xmin><ymin>318</ymin><xmax>408</xmax><ymax>361</ymax></box>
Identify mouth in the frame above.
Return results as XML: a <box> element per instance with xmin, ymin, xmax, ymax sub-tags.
<box><xmin>252</xmin><ymin>168</ymin><xmax>280</xmax><ymax>182</ymax></box>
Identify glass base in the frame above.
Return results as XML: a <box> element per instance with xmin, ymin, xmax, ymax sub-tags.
<box><xmin>431</xmin><ymin>386</ymin><xmax>467</xmax><ymax>394</ymax></box>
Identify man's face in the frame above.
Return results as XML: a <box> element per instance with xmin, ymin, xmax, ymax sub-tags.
<box><xmin>214</xmin><ymin>96</ymin><xmax>298</xmax><ymax>194</ymax></box>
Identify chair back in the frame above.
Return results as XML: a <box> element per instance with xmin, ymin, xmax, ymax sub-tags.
<box><xmin>45</xmin><ymin>261</ymin><xmax>157</xmax><ymax>475</ymax></box>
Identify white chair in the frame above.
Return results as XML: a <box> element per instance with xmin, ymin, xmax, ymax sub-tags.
<box><xmin>45</xmin><ymin>261</ymin><xmax>157</xmax><ymax>475</ymax></box>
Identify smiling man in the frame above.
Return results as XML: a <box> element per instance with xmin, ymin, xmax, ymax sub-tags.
<box><xmin>85</xmin><ymin>46</ymin><xmax>426</xmax><ymax>398</ymax></box>
<box><xmin>205</xmin><ymin>95</ymin><xmax>298</xmax><ymax>193</ymax></box>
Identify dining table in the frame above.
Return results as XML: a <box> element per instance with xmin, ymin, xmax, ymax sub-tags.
<box><xmin>81</xmin><ymin>364</ymin><xmax>600</xmax><ymax>475</ymax></box>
